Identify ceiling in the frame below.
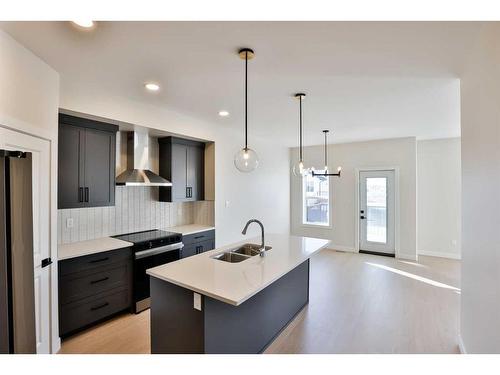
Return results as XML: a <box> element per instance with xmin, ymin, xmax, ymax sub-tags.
<box><xmin>1</xmin><ymin>21</ymin><xmax>482</xmax><ymax>146</ymax></box>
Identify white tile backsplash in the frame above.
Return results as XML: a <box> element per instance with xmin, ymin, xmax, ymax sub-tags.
<box><xmin>58</xmin><ymin>186</ymin><xmax>214</xmax><ymax>244</ymax></box>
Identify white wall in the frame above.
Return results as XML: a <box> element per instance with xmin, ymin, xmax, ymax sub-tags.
<box><xmin>290</xmin><ymin>137</ymin><xmax>417</xmax><ymax>260</ymax></box>
<box><xmin>460</xmin><ymin>23</ymin><xmax>500</xmax><ymax>354</ymax></box>
<box><xmin>417</xmin><ymin>138</ymin><xmax>461</xmax><ymax>259</ymax></box>
<box><xmin>0</xmin><ymin>30</ymin><xmax>59</xmax><ymax>139</ymax></box>
<box><xmin>0</xmin><ymin>30</ymin><xmax>60</xmax><ymax>353</ymax></box>
<box><xmin>59</xmin><ymin>81</ymin><xmax>290</xmax><ymax>247</ymax></box>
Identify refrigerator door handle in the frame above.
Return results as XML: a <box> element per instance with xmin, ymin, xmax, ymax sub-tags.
<box><xmin>41</xmin><ymin>258</ymin><xmax>52</xmax><ymax>268</ymax></box>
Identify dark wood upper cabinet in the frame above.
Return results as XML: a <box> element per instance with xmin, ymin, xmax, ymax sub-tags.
<box><xmin>58</xmin><ymin>114</ymin><xmax>118</xmax><ymax>209</ymax></box>
<box><xmin>158</xmin><ymin>137</ymin><xmax>205</xmax><ymax>202</ymax></box>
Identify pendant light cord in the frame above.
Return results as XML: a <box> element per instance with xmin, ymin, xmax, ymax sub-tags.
<box><xmin>299</xmin><ymin>95</ymin><xmax>303</xmax><ymax>162</ymax></box>
<box><xmin>324</xmin><ymin>130</ymin><xmax>328</xmax><ymax>170</ymax></box>
<box><xmin>245</xmin><ymin>50</ymin><xmax>248</xmax><ymax>150</ymax></box>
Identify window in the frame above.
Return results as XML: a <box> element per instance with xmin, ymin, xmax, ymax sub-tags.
<box><xmin>302</xmin><ymin>171</ymin><xmax>330</xmax><ymax>226</ymax></box>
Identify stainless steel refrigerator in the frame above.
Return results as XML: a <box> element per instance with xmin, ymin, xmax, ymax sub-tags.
<box><xmin>0</xmin><ymin>149</ymin><xmax>36</xmax><ymax>354</ymax></box>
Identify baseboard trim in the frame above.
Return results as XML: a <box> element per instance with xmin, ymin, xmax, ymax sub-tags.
<box><xmin>325</xmin><ymin>245</ymin><xmax>356</xmax><ymax>253</ymax></box>
<box><xmin>458</xmin><ymin>334</ymin><xmax>467</xmax><ymax>354</ymax></box>
<box><xmin>52</xmin><ymin>337</ymin><xmax>61</xmax><ymax>354</ymax></box>
<box><xmin>418</xmin><ymin>250</ymin><xmax>461</xmax><ymax>260</ymax></box>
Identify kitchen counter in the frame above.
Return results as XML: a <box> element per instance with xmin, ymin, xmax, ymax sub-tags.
<box><xmin>148</xmin><ymin>233</ymin><xmax>330</xmax><ymax>354</ymax></box>
<box><xmin>164</xmin><ymin>224</ymin><xmax>215</xmax><ymax>236</ymax></box>
<box><xmin>147</xmin><ymin>234</ymin><xmax>329</xmax><ymax>306</ymax></box>
<box><xmin>58</xmin><ymin>237</ymin><xmax>133</xmax><ymax>261</ymax></box>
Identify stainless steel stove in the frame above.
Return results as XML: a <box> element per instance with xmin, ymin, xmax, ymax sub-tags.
<box><xmin>113</xmin><ymin>229</ymin><xmax>183</xmax><ymax>313</ymax></box>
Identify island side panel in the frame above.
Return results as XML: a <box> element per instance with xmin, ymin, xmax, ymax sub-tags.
<box><xmin>150</xmin><ymin>277</ymin><xmax>204</xmax><ymax>354</ymax></box>
<box><xmin>204</xmin><ymin>259</ymin><xmax>310</xmax><ymax>354</ymax></box>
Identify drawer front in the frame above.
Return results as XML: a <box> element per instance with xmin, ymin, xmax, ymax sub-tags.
<box><xmin>59</xmin><ymin>288</ymin><xmax>130</xmax><ymax>337</ymax></box>
<box><xmin>181</xmin><ymin>244</ymin><xmax>197</xmax><ymax>259</ymax></box>
<box><xmin>59</xmin><ymin>264</ymin><xmax>130</xmax><ymax>305</ymax></box>
<box><xmin>181</xmin><ymin>239</ymin><xmax>215</xmax><ymax>259</ymax></box>
<box><xmin>183</xmin><ymin>230</ymin><xmax>215</xmax><ymax>246</ymax></box>
<box><xmin>195</xmin><ymin>239</ymin><xmax>215</xmax><ymax>254</ymax></box>
<box><xmin>59</xmin><ymin>247</ymin><xmax>131</xmax><ymax>276</ymax></box>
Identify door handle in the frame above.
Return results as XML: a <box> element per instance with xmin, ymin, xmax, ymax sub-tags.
<box><xmin>79</xmin><ymin>187</ymin><xmax>84</xmax><ymax>202</ymax></box>
<box><xmin>84</xmin><ymin>187</ymin><xmax>89</xmax><ymax>202</ymax></box>
<box><xmin>41</xmin><ymin>258</ymin><xmax>52</xmax><ymax>268</ymax></box>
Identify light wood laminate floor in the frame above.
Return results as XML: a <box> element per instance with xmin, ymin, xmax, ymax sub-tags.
<box><xmin>59</xmin><ymin>250</ymin><xmax>460</xmax><ymax>354</ymax></box>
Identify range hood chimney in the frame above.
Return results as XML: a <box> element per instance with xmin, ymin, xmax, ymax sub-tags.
<box><xmin>116</xmin><ymin>132</ymin><xmax>172</xmax><ymax>187</ymax></box>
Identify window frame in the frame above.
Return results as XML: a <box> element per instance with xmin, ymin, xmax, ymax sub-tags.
<box><xmin>301</xmin><ymin>170</ymin><xmax>332</xmax><ymax>228</ymax></box>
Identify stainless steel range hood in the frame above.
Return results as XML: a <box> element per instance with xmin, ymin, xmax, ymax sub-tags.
<box><xmin>116</xmin><ymin>132</ymin><xmax>172</xmax><ymax>187</ymax></box>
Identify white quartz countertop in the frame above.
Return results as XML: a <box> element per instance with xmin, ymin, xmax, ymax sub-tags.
<box><xmin>164</xmin><ymin>224</ymin><xmax>215</xmax><ymax>236</ymax></box>
<box><xmin>58</xmin><ymin>237</ymin><xmax>133</xmax><ymax>261</ymax></box>
<box><xmin>147</xmin><ymin>234</ymin><xmax>330</xmax><ymax>306</ymax></box>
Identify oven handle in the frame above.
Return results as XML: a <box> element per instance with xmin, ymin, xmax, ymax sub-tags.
<box><xmin>135</xmin><ymin>242</ymin><xmax>184</xmax><ymax>260</ymax></box>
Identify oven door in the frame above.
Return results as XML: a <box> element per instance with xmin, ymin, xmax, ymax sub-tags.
<box><xmin>133</xmin><ymin>242</ymin><xmax>183</xmax><ymax>313</ymax></box>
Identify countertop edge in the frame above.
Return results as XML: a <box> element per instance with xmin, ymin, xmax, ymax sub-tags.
<box><xmin>58</xmin><ymin>238</ymin><xmax>134</xmax><ymax>261</ymax></box>
<box><xmin>164</xmin><ymin>225</ymin><xmax>215</xmax><ymax>236</ymax></box>
<box><xmin>147</xmin><ymin>239</ymin><xmax>330</xmax><ymax>306</ymax></box>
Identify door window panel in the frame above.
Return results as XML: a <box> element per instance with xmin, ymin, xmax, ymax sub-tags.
<box><xmin>366</xmin><ymin>177</ymin><xmax>387</xmax><ymax>243</ymax></box>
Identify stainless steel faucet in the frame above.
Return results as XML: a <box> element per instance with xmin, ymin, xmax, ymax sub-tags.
<box><xmin>242</xmin><ymin>219</ymin><xmax>266</xmax><ymax>257</ymax></box>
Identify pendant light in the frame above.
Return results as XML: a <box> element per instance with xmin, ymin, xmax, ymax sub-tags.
<box><xmin>292</xmin><ymin>93</ymin><xmax>310</xmax><ymax>177</ymax></box>
<box><xmin>234</xmin><ymin>48</ymin><xmax>259</xmax><ymax>173</ymax></box>
<box><xmin>312</xmin><ymin>130</ymin><xmax>342</xmax><ymax>177</ymax></box>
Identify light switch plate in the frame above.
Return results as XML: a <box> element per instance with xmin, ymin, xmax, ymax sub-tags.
<box><xmin>66</xmin><ymin>218</ymin><xmax>74</xmax><ymax>229</ymax></box>
<box><xmin>193</xmin><ymin>292</ymin><xmax>202</xmax><ymax>311</ymax></box>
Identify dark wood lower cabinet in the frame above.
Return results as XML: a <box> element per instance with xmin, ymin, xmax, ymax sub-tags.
<box><xmin>58</xmin><ymin>248</ymin><xmax>132</xmax><ymax>338</ymax></box>
<box><xmin>59</xmin><ymin>288</ymin><xmax>130</xmax><ymax>337</ymax></box>
<box><xmin>181</xmin><ymin>230</ymin><xmax>215</xmax><ymax>259</ymax></box>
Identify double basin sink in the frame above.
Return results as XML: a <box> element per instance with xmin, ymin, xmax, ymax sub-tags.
<box><xmin>211</xmin><ymin>243</ymin><xmax>272</xmax><ymax>263</ymax></box>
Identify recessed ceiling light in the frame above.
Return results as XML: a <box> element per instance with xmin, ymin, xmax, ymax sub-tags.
<box><xmin>72</xmin><ymin>20</ymin><xmax>95</xmax><ymax>29</ymax></box>
<box><xmin>145</xmin><ymin>83</ymin><xmax>160</xmax><ymax>92</ymax></box>
<box><xmin>218</xmin><ymin>111</ymin><xmax>230</xmax><ymax>117</ymax></box>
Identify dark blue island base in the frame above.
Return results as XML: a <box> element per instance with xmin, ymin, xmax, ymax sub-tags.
<box><xmin>150</xmin><ymin>259</ymin><xmax>310</xmax><ymax>354</ymax></box>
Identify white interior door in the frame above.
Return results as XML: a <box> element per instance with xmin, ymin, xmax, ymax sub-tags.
<box><xmin>0</xmin><ymin>127</ymin><xmax>51</xmax><ymax>354</ymax></box>
<box><xmin>359</xmin><ymin>170</ymin><xmax>395</xmax><ymax>255</ymax></box>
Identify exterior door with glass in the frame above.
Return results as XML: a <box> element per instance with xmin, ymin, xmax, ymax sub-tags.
<box><xmin>359</xmin><ymin>170</ymin><xmax>395</xmax><ymax>255</ymax></box>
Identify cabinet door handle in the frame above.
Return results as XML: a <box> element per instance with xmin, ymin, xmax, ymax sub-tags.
<box><xmin>194</xmin><ymin>235</ymin><xmax>204</xmax><ymax>239</ymax></box>
<box><xmin>90</xmin><ymin>302</ymin><xmax>109</xmax><ymax>311</ymax></box>
<box><xmin>90</xmin><ymin>276</ymin><xmax>109</xmax><ymax>284</ymax></box>
<box><xmin>89</xmin><ymin>257</ymin><xmax>109</xmax><ymax>264</ymax></box>
<box><xmin>84</xmin><ymin>187</ymin><xmax>89</xmax><ymax>202</ymax></box>
<box><xmin>79</xmin><ymin>187</ymin><xmax>84</xmax><ymax>202</ymax></box>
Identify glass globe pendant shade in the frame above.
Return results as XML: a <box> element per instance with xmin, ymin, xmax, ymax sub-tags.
<box><xmin>292</xmin><ymin>160</ymin><xmax>310</xmax><ymax>177</ymax></box>
<box><xmin>234</xmin><ymin>147</ymin><xmax>259</xmax><ymax>173</ymax></box>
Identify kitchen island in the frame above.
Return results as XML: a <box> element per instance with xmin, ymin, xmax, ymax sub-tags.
<box><xmin>146</xmin><ymin>234</ymin><xmax>330</xmax><ymax>354</ymax></box>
